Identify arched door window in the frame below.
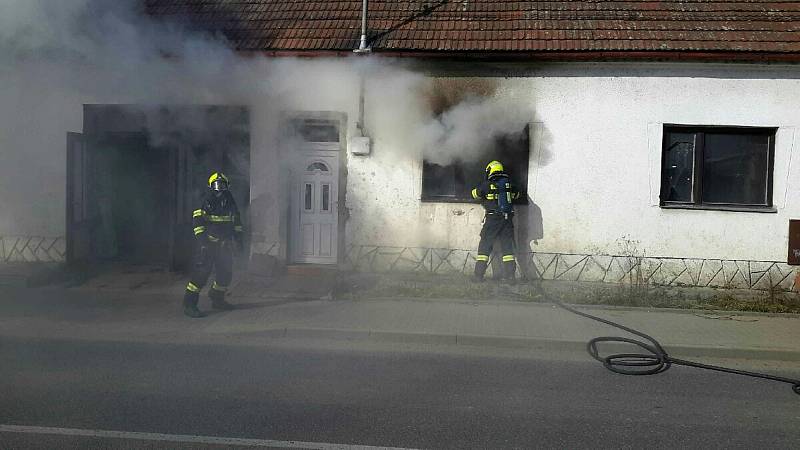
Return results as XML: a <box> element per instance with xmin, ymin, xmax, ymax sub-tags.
<box><xmin>306</xmin><ymin>162</ymin><xmax>329</xmax><ymax>172</ymax></box>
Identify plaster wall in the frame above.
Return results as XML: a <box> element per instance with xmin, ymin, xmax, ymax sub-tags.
<box><xmin>4</xmin><ymin>62</ymin><xmax>800</xmax><ymax>269</ymax></box>
<box><xmin>0</xmin><ymin>69</ymin><xmax>87</xmax><ymax>237</ymax></box>
<box><xmin>342</xmin><ymin>65</ymin><xmax>800</xmax><ymax>264</ymax></box>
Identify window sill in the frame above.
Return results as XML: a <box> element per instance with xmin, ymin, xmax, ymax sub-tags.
<box><xmin>660</xmin><ymin>203</ymin><xmax>777</xmax><ymax>213</ymax></box>
<box><xmin>420</xmin><ymin>197</ymin><xmax>530</xmax><ymax>205</ymax></box>
<box><xmin>420</xmin><ymin>197</ymin><xmax>479</xmax><ymax>204</ymax></box>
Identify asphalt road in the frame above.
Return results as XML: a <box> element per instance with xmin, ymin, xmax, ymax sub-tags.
<box><xmin>1</xmin><ymin>337</ymin><xmax>799</xmax><ymax>449</ymax></box>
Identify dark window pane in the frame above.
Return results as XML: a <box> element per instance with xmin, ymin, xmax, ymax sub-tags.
<box><xmin>421</xmin><ymin>127</ymin><xmax>530</xmax><ymax>202</ymax></box>
<box><xmin>663</xmin><ymin>132</ymin><xmax>696</xmax><ymax>202</ymax></box>
<box><xmin>457</xmin><ymin>160</ymin><xmax>484</xmax><ymax>196</ymax></box>
<box><xmin>422</xmin><ymin>162</ymin><xmax>456</xmax><ymax>198</ymax></box>
<box><xmin>702</xmin><ymin>133</ymin><xmax>770</xmax><ymax>205</ymax></box>
<box><xmin>321</xmin><ymin>184</ymin><xmax>330</xmax><ymax>211</ymax></box>
<box><xmin>304</xmin><ymin>183</ymin><xmax>312</xmax><ymax>211</ymax></box>
<box><xmin>494</xmin><ymin>130</ymin><xmax>529</xmax><ymax>195</ymax></box>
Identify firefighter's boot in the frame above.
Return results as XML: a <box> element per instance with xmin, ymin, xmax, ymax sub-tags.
<box><xmin>503</xmin><ymin>259</ymin><xmax>517</xmax><ymax>284</ymax></box>
<box><xmin>209</xmin><ymin>284</ymin><xmax>235</xmax><ymax>311</ymax></box>
<box><xmin>183</xmin><ymin>287</ymin><xmax>206</xmax><ymax>318</ymax></box>
<box><xmin>472</xmin><ymin>259</ymin><xmax>488</xmax><ymax>283</ymax></box>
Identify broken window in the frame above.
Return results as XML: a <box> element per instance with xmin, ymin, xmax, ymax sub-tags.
<box><xmin>660</xmin><ymin>126</ymin><xmax>775</xmax><ymax>209</ymax></box>
<box><xmin>421</xmin><ymin>127</ymin><xmax>530</xmax><ymax>202</ymax></box>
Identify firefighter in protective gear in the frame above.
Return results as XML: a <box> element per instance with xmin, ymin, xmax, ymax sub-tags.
<box><xmin>183</xmin><ymin>172</ymin><xmax>244</xmax><ymax>318</ymax></box>
<box><xmin>471</xmin><ymin>160</ymin><xmax>520</xmax><ymax>282</ymax></box>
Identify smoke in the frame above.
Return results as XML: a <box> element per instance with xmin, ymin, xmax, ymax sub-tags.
<box><xmin>0</xmin><ymin>0</ymin><xmax>532</xmax><ymax>236</ymax></box>
<box><xmin>0</xmin><ymin>0</ymin><xmax>268</xmax><ymax>102</ymax></box>
<box><xmin>363</xmin><ymin>68</ymin><xmax>533</xmax><ymax>166</ymax></box>
<box><xmin>417</xmin><ymin>95</ymin><xmax>533</xmax><ymax>165</ymax></box>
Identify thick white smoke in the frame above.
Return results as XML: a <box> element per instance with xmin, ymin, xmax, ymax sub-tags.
<box><xmin>0</xmin><ymin>0</ymin><xmax>533</xmax><ymax>236</ymax></box>
<box><xmin>417</xmin><ymin>96</ymin><xmax>533</xmax><ymax>165</ymax></box>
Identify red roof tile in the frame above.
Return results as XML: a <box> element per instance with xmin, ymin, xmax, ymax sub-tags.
<box><xmin>145</xmin><ymin>1</ymin><xmax>800</xmax><ymax>58</ymax></box>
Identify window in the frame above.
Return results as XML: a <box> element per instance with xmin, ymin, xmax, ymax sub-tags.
<box><xmin>321</xmin><ymin>184</ymin><xmax>330</xmax><ymax>212</ymax></box>
<box><xmin>421</xmin><ymin>128</ymin><xmax>530</xmax><ymax>202</ymax></box>
<box><xmin>289</xmin><ymin>118</ymin><xmax>339</xmax><ymax>142</ymax></box>
<box><xmin>304</xmin><ymin>183</ymin><xmax>313</xmax><ymax>211</ymax></box>
<box><xmin>306</xmin><ymin>162</ymin><xmax>329</xmax><ymax>172</ymax></box>
<box><xmin>660</xmin><ymin>126</ymin><xmax>775</xmax><ymax>210</ymax></box>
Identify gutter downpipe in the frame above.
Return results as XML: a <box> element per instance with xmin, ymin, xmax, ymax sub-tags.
<box><xmin>354</xmin><ymin>0</ymin><xmax>371</xmax><ymax>135</ymax></box>
<box><xmin>357</xmin><ymin>0</ymin><xmax>370</xmax><ymax>53</ymax></box>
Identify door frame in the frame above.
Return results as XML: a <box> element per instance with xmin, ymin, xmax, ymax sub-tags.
<box><xmin>280</xmin><ymin>111</ymin><xmax>348</xmax><ymax>266</ymax></box>
<box><xmin>69</xmin><ymin>104</ymin><xmax>250</xmax><ymax>271</ymax></box>
<box><xmin>65</xmin><ymin>132</ymin><xmax>90</xmax><ymax>265</ymax></box>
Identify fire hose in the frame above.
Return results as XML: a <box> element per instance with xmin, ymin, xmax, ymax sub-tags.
<box><xmin>506</xmin><ymin>279</ymin><xmax>800</xmax><ymax>397</ymax></box>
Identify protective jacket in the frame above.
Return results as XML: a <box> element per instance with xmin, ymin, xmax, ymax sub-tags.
<box><xmin>471</xmin><ymin>172</ymin><xmax>521</xmax><ymax>215</ymax></box>
<box><xmin>471</xmin><ymin>171</ymin><xmax>520</xmax><ymax>281</ymax></box>
<box><xmin>192</xmin><ymin>191</ymin><xmax>243</xmax><ymax>243</ymax></box>
<box><xmin>183</xmin><ymin>190</ymin><xmax>244</xmax><ymax>313</ymax></box>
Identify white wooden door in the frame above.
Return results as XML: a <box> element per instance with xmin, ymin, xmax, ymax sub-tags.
<box><xmin>290</xmin><ymin>151</ymin><xmax>338</xmax><ymax>264</ymax></box>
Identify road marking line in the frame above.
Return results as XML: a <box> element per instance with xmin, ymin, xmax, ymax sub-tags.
<box><xmin>0</xmin><ymin>424</ymin><xmax>417</xmax><ymax>450</ymax></box>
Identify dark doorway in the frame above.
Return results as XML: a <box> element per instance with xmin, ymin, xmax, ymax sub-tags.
<box><xmin>96</xmin><ymin>132</ymin><xmax>169</xmax><ymax>264</ymax></box>
<box><xmin>66</xmin><ymin>105</ymin><xmax>250</xmax><ymax>272</ymax></box>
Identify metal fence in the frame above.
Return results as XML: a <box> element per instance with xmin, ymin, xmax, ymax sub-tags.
<box><xmin>343</xmin><ymin>245</ymin><xmax>800</xmax><ymax>292</ymax></box>
<box><xmin>0</xmin><ymin>236</ymin><xmax>66</xmax><ymax>263</ymax></box>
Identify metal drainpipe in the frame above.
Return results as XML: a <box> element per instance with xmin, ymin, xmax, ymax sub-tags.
<box><xmin>357</xmin><ymin>0</ymin><xmax>370</xmax><ymax>52</ymax></box>
<box><xmin>354</xmin><ymin>0</ymin><xmax>370</xmax><ymax>135</ymax></box>
<box><xmin>358</xmin><ymin>75</ymin><xmax>366</xmax><ymax>134</ymax></box>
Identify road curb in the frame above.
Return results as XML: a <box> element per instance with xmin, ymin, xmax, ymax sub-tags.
<box><xmin>349</xmin><ymin>296</ymin><xmax>800</xmax><ymax>319</ymax></box>
<box><xmin>228</xmin><ymin>327</ymin><xmax>800</xmax><ymax>362</ymax></box>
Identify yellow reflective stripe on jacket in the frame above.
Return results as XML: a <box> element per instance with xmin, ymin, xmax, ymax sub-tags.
<box><xmin>192</xmin><ymin>209</ymin><xmax>205</xmax><ymax>218</ymax></box>
<box><xmin>206</xmin><ymin>215</ymin><xmax>234</xmax><ymax>222</ymax></box>
<box><xmin>211</xmin><ymin>282</ymin><xmax>227</xmax><ymax>292</ymax></box>
<box><xmin>186</xmin><ymin>282</ymin><xmax>200</xmax><ymax>292</ymax></box>
<box><xmin>476</xmin><ymin>255</ymin><xmax>489</xmax><ymax>262</ymax></box>
<box><xmin>486</xmin><ymin>193</ymin><xmax>497</xmax><ymax>200</ymax></box>
<box><xmin>471</xmin><ymin>188</ymin><xmax>481</xmax><ymax>199</ymax></box>
<box><xmin>234</xmin><ymin>225</ymin><xmax>243</xmax><ymax>232</ymax></box>
<box><xmin>502</xmin><ymin>255</ymin><xmax>516</xmax><ymax>262</ymax></box>
<box><xmin>193</xmin><ymin>226</ymin><xmax>206</xmax><ymax>235</ymax></box>
<box><xmin>207</xmin><ymin>235</ymin><xmax>220</xmax><ymax>242</ymax></box>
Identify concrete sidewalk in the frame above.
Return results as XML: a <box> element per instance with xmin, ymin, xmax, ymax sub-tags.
<box><xmin>1</xmin><ymin>281</ymin><xmax>799</xmax><ymax>363</ymax></box>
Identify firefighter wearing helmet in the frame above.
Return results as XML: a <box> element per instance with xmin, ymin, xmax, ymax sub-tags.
<box><xmin>183</xmin><ymin>172</ymin><xmax>244</xmax><ymax>318</ymax></box>
<box><xmin>471</xmin><ymin>160</ymin><xmax>520</xmax><ymax>282</ymax></box>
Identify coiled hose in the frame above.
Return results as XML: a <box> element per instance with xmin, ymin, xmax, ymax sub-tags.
<box><xmin>515</xmin><ymin>282</ymin><xmax>800</xmax><ymax>396</ymax></box>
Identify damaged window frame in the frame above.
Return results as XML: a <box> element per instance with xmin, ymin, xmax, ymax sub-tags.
<box><xmin>421</xmin><ymin>126</ymin><xmax>530</xmax><ymax>203</ymax></box>
<box><xmin>659</xmin><ymin>124</ymin><xmax>777</xmax><ymax>213</ymax></box>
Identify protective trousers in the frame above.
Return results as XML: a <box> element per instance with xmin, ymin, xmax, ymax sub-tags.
<box><xmin>474</xmin><ymin>214</ymin><xmax>516</xmax><ymax>280</ymax></box>
<box><xmin>183</xmin><ymin>240</ymin><xmax>233</xmax><ymax>307</ymax></box>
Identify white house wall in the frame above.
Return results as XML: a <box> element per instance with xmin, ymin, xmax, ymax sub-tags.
<box><xmin>525</xmin><ymin>70</ymin><xmax>800</xmax><ymax>262</ymax></box>
<box><xmin>339</xmin><ymin>64</ymin><xmax>800</xmax><ymax>290</ymax></box>
<box><xmin>4</xmin><ymin>60</ymin><xmax>800</xmax><ymax>292</ymax></box>
<box><xmin>0</xmin><ymin>72</ymin><xmax>89</xmax><ymax>262</ymax></box>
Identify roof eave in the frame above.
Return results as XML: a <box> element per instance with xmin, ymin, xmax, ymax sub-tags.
<box><xmin>238</xmin><ymin>49</ymin><xmax>800</xmax><ymax>64</ymax></box>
